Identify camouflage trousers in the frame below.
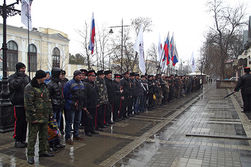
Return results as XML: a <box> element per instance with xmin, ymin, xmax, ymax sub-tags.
<box><xmin>27</xmin><ymin>122</ymin><xmax>49</xmax><ymax>157</ymax></box>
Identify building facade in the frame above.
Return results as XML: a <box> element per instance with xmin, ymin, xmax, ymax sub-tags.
<box><xmin>237</xmin><ymin>16</ymin><xmax>251</xmax><ymax>77</ymax></box>
<box><xmin>0</xmin><ymin>24</ymin><xmax>69</xmax><ymax>78</ymax></box>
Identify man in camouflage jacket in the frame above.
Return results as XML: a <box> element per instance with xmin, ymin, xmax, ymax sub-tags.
<box><xmin>96</xmin><ymin>70</ymin><xmax>109</xmax><ymax>129</ymax></box>
<box><xmin>24</xmin><ymin>70</ymin><xmax>54</xmax><ymax>164</ymax></box>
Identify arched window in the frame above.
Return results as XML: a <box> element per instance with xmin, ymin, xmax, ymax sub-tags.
<box><xmin>52</xmin><ymin>47</ymin><xmax>60</xmax><ymax>68</ymax></box>
<box><xmin>7</xmin><ymin>40</ymin><xmax>18</xmax><ymax>71</ymax></box>
<box><xmin>29</xmin><ymin>44</ymin><xmax>37</xmax><ymax>72</ymax></box>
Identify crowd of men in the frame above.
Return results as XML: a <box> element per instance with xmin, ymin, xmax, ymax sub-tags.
<box><xmin>8</xmin><ymin>62</ymin><xmax>202</xmax><ymax>164</ymax></box>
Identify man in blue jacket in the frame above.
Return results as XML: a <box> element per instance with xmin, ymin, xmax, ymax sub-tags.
<box><xmin>63</xmin><ymin>70</ymin><xmax>86</xmax><ymax>145</ymax></box>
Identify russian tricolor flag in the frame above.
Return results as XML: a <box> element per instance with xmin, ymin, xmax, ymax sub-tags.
<box><xmin>88</xmin><ymin>13</ymin><xmax>95</xmax><ymax>54</ymax></box>
<box><xmin>164</xmin><ymin>34</ymin><xmax>170</xmax><ymax>65</ymax></box>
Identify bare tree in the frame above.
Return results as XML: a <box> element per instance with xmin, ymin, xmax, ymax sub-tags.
<box><xmin>109</xmin><ymin>17</ymin><xmax>153</xmax><ymax>73</ymax></box>
<box><xmin>146</xmin><ymin>43</ymin><xmax>158</xmax><ymax>74</ymax></box>
<box><xmin>77</xmin><ymin>21</ymin><xmax>92</xmax><ymax>70</ymax></box>
<box><xmin>131</xmin><ymin>17</ymin><xmax>152</xmax><ymax>35</ymax></box>
<box><xmin>96</xmin><ymin>26</ymin><xmax>113</xmax><ymax>70</ymax></box>
<box><xmin>207</xmin><ymin>0</ymin><xmax>247</xmax><ymax>79</ymax></box>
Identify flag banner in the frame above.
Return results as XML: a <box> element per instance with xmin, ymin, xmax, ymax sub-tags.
<box><xmin>172</xmin><ymin>44</ymin><xmax>179</xmax><ymax>66</ymax></box>
<box><xmin>88</xmin><ymin>13</ymin><xmax>95</xmax><ymax>54</ymax></box>
<box><xmin>134</xmin><ymin>25</ymin><xmax>146</xmax><ymax>74</ymax></box>
<box><xmin>191</xmin><ymin>52</ymin><xmax>196</xmax><ymax>72</ymax></box>
<box><xmin>170</xmin><ymin>34</ymin><xmax>174</xmax><ymax>60</ymax></box>
<box><xmin>160</xmin><ymin>43</ymin><xmax>165</xmax><ymax>72</ymax></box>
<box><xmin>164</xmin><ymin>33</ymin><xmax>170</xmax><ymax>66</ymax></box>
<box><xmin>158</xmin><ymin>34</ymin><xmax>162</xmax><ymax>62</ymax></box>
<box><xmin>21</xmin><ymin>0</ymin><xmax>32</xmax><ymax>31</ymax></box>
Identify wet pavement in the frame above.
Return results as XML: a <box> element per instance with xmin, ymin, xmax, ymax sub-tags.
<box><xmin>1</xmin><ymin>83</ymin><xmax>251</xmax><ymax>167</ymax></box>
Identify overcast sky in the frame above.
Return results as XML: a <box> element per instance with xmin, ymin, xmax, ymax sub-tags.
<box><xmin>3</xmin><ymin>0</ymin><xmax>251</xmax><ymax>64</ymax></box>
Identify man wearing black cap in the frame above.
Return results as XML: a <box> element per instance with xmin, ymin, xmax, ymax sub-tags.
<box><xmin>104</xmin><ymin>70</ymin><xmax>113</xmax><ymax>124</ymax></box>
<box><xmin>148</xmin><ymin>75</ymin><xmax>155</xmax><ymax>110</ymax></box>
<box><xmin>9</xmin><ymin>62</ymin><xmax>30</xmax><ymax>148</ymax></box>
<box><xmin>79</xmin><ymin>69</ymin><xmax>88</xmax><ymax>129</ymax></box>
<box><xmin>59</xmin><ymin>70</ymin><xmax>68</xmax><ymax>134</ymax></box>
<box><xmin>80</xmin><ymin>69</ymin><xmax>87</xmax><ymax>81</ymax></box>
<box><xmin>120</xmin><ymin>71</ymin><xmax>130</xmax><ymax>119</ymax></box>
<box><xmin>63</xmin><ymin>70</ymin><xmax>86</xmax><ymax>144</ymax></box>
<box><xmin>84</xmin><ymin>70</ymin><xmax>99</xmax><ymax>135</ymax></box>
<box><xmin>24</xmin><ymin>70</ymin><xmax>54</xmax><ymax>164</ymax></box>
<box><xmin>112</xmin><ymin>74</ymin><xmax>123</xmax><ymax>121</ymax></box>
<box><xmin>235</xmin><ymin>67</ymin><xmax>251</xmax><ymax>119</ymax></box>
<box><xmin>128</xmin><ymin>72</ymin><xmax>136</xmax><ymax>117</ymax></box>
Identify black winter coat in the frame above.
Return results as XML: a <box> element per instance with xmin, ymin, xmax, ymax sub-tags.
<box><xmin>235</xmin><ymin>73</ymin><xmax>251</xmax><ymax>94</ymax></box>
<box><xmin>112</xmin><ymin>80</ymin><xmax>122</xmax><ymax>103</ymax></box>
<box><xmin>9</xmin><ymin>72</ymin><xmax>30</xmax><ymax>107</ymax></box>
<box><xmin>85</xmin><ymin>80</ymin><xmax>98</xmax><ymax>109</ymax></box>
<box><xmin>47</xmin><ymin>79</ymin><xmax>65</xmax><ymax>109</ymax></box>
<box><xmin>135</xmin><ymin>79</ymin><xmax>144</xmax><ymax>96</ymax></box>
<box><xmin>105</xmin><ymin>77</ymin><xmax>113</xmax><ymax>103</ymax></box>
<box><xmin>120</xmin><ymin>77</ymin><xmax>130</xmax><ymax>97</ymax></box>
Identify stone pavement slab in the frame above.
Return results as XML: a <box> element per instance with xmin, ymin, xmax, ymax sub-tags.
<box><xmin>115</xmin><ymin>84</ymin><xmax>251</xmax><ymax>167</ymax></box>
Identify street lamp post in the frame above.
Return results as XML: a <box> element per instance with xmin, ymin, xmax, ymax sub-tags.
<box><xmin>200</xmin><ymin>59</ymin><xmax>204</xmax><ymax>89</ymax></box>
<box><xmin>0</xmin><ymin>0</ymin><xmax>21</xmax><ymax>132</ymax></box>
<box><xmin>109</xmin><ymin>19</ymin><xmax>129</xmax><ymax>73</ymax></box>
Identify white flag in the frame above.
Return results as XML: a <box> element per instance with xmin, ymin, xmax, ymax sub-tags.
<box><xmin>157</xmin><ymin>34</ymin><xmax>162</xmax><ymax>62</ymax></box>
<box><xmin>134</xmin><ymin>25</ymin><xmax>146</xmax><ymax>74</ymax></box>
<box><xmin>21</xmin><ymin>0</ymin><xmax>32</xmax><ymax>31</ymax></box>
<box><xmin>191</xmin><ymin>52</ymin><xmax>196</xmax><ymax>72</ymax></box>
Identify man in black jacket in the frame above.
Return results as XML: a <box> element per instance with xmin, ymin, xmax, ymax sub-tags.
<box><xmin>84</xmin><ymin>70</ymin><xmax>99</xmax><ymax>135</ymax></box>
<box><xmin>120</xmin><ymin>71</ymin><xmax>130</xmax><ymax>119</ymax></box>
<box><xmin>104</xmin><ymin>70</ymin><xmax>113</xmax><ymax>124</ymax></box>
<box><xmin>47</xmin><ymin>68</ymin><xmax>65</xmax><ymax>130</ymax></box>
<box><xmin>235</xmin><ymin>67</ymin><xmax>251</xmax><ymax>119</ymax></box>
<box><xmin>9</xmin><ymin>62</ymin><xmax>30</xmax><ymax>148</ymax></box>
<box><xmin>112</xmin><ymin>74</ymin><xmax>123</xmax><ymax>122</ymax></box>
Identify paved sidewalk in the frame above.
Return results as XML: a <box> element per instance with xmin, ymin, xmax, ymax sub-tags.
<box><xmin>1</xmin><ymin>84</ymin><xmax>251</xmax><ymax>167</ymax></box>
<box><xmin>115</xmin><ymin>84</ymin><xmax>251</xmax><ymax>167</ymax></box>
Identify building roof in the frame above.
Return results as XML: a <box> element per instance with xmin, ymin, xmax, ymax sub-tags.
<box><xmin>0</xmin><ymin>23</ymin><xmax>70</xmax><ymax>42</ymax></box>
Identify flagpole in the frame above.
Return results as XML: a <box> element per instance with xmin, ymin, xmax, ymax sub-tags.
<box><xmin>27</xmin><ymin>16</ymin><xmax>30</xmax><ymax>78</ymax></box>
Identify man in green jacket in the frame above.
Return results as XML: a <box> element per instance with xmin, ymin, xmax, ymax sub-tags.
<box><xmin>24</xmin><ymin>70</ymin><xmax>54</xmax><ymax>164</ymax></box>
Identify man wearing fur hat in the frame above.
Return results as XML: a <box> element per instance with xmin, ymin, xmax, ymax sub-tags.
<box><xmin>24</xmin><ymin>70</ymin><xmax>54</xmax><ymax>164</ymax></box>
<box><xmin>9</xmin><ymin>62</ymin><xmax>30</xmax><ymax>148</ymax></box>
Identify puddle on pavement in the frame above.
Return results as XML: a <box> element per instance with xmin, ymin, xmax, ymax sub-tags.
<box><xmin>116</xmin><ymin>135</ymin><xmax>160</xmax><ymax>167</ymax></box>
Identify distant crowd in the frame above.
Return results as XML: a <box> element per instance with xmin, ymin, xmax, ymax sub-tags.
<box><xmin>8</xmin><ymin>62</ymin><xmax>202</xmax><ymax>164</ymax></box>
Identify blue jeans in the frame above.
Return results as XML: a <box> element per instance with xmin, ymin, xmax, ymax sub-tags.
<box><xmin>139</xmin><ymin>96</ymin><xmax>146</xmax><ymax>112</ymax></box>
<box><xmin>134</xmin><ymin>96</ymin><xmax>141</xmax><ymax>114</ymax></box>
<box><xmin>65</xmin><ymin>109</ymin><xmax>82</xmax><ymax>140</ymax></box>
<box><xmin>53</xmin><ymin>108</ymin><xmax>62</xmax><ymax>130</ymax></box>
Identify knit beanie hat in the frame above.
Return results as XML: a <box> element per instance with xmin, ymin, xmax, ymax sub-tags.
<box><xmin>73</xmin><ymin>70</ymin><xmax>82</xmax><ymax>77</ymax></box>
<box><xmin>16</xmin><ymin>62</ymin><xmax>26</xmax><ymax>71</ymax></box>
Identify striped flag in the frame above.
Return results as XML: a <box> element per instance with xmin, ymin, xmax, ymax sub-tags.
<box><xmin>88</xmin><ymin>13</ymin><xmax>95</xmax><ymax>54</ymax></box>
<box><xmin>164</xmin><ymin>33</ymin><xmax>170</xmax><ymax>66</ymax></box>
